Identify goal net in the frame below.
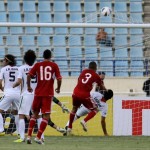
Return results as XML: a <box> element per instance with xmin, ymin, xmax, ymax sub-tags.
<box><xmin>0</xmin><ymin>12</ymin><xmax>150</xmax><ymax>136</ymax></box>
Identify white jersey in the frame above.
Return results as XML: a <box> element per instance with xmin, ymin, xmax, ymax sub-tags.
<box><xmin>91</xmin><ymin>92</ymin><xmax>108</xmax><ymax>117</ymax></box>
<box><xmin>76</xmin><ymin>92</ymin><xmax>108</xmax><ymax>118</ymax></box>
<box><xmin>18</xmin><ymin>64</ymin><xmax>37</xmax><ymax>95</ymax></box>
<box><xmin>0</xmin><ymin>65</ymin><xmax>20</xmax><ymax>95</ymax></box>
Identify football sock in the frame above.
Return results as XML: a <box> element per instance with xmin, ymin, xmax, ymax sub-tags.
<box><xmin>84</xmin><ymin>111</ymin><xmax>97</xmax><ymax>123</ymax></box>
<box><xmin>19</xmin><ymin>119</ymin><xmax>25</xmax><ymax>140</ymax></box>
<box><xmin>68</xmin><ymin>112</ymin><xmax>75</xmax><ymax>129</ymax></box>
<box><xmin>37</xmin><ymin>118</ymin><xmax>44</xmax><ymax>140</ymax></box>
<box><xmin>66</xmin><ymin>114</ymin><xmax>78</xmax><ymax>127</ymax></box>
<box><xmin>28</xmin><ymin>117</ymin><xmax>36</xmax><ymax>137</ymax></box>
<box><xmin>14</xmin><ymin>115</ymin><xmax>19</xmax><ymax>135</ymax></box>
<box><xmin>0</xmin><ymin>113</ymin><xmax>4</xmax><ymax>132</ymax></box>
<box><xmin>37</xmin><ymin>118</ymin><xmax>48</xmax><ymax>139</ymax></box>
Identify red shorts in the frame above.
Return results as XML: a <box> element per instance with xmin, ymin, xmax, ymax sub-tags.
<box><xmin>72</xmin><ymin>94</ymin><xmax>96</xmax><ymax>110</ymax></box>
<box><xmin>32</xmin><ymin>96</ymin><xmax>52</xmax><ymax>114</ymax></box>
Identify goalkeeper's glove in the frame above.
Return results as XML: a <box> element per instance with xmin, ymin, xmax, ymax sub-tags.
<box><xmin>61</xmin><ymin>104</ymin><xmax>70</xmax><ymax>113</ymax></box>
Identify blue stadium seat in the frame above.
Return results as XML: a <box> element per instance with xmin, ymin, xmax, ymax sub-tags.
<box><xmin>53</xmin><ymin>1</ymin><xmax>66</xmax><ymax>12</ymax></box>
<box><xmin>100</xmin><ymin>2</ymin><xmax>112</xmax><ymax>10</ymax></box>
<box><xmin>55</xmin><ymin>28</ymin><xmax>68</xmax><ymax>34</ymax></box>
<box><xmin>23</xmin><ymin>1</ymin><xmax>36</xmax><ymax>12</ymax></box>
<box><xmin>24</xmin><ymin>13</ymin><xmax>38</xmax><ymax>34</ymax></box>
<box><xmin>70</xmin><ymin>60</ymin><xmax>81</xmax><ymax>70</ymax></box>
<box><xmin>100</xmin><ymin>61</ymin><xmax>113</xmax><ymax>70</ymax></box>
<box><xmin>7</xmin><ymin>1</ymin><xmax>20</xmax><ymax>12</ymax></box>
<box><xmin>114</xmin><ymin>35</ymin><xmax>128</xmax><ymax>46</ymax></box>
<box><xmin>69</xmin><ymin>2</ymin><xmax>81</xmax><ymax>12</ymax></box>
<box><xmin>0</xmin><ymin>47</ymin><xmax>6</xmax><ymax>58</ymax></box>
<box><xmin>9</xmin><ymin>12</ymin><xmax>23</xmax><ymax>34</ymax></box>
<box><xmin>53</xmin><ymin>35</ymin><xmax>66</xmax><ymax>46</ymax></box>
<box><xmin>7</xmin><ymin>47</ymin><xmax>21</xmax><ymax>57</ymax></box>
<box><xmin>69</xmin><ymin>47</ymin><xmax>82</xmax><ymax>58</ymax></box>
<box><xmin>84</xmin><ymin>35</ymin><xmax>97</xmax><ymax>46</ymax></box>
<box><xmin>114</xmin><ymin>2</ymin><xmax>127</xmax><ymax>12</ymax></box>
<box><xmin>22</xmin><ymin>36</ymin><xmax>35</xmax><ymax>46</ymax></box>
<box><xmin>70</xmin><ymin>13</ymin><xmax>82</xmax><ymax>23</ymax></box>
<box><xmin>130</xmin><ymin>35</ymin><xmax>143</xmax><ymax>46</ymax></box>
<box><xmin>85</xmin><ymin>28</ymin><xmax>98</xmax><ymax>34</ymax></box>
<box><xmin>130</xmin><ymin>2</ymin><xmax>143</xmax><ymax>12</ymax></box>
<box><xmin>114</xmin><ymin>13</ymin><xmax>128</xmax><ymax>23</ymax></box>
<box><xmin>53</xmin><ymin>48</ymin><xmax>67</xmax><ymax>58</ymax></box>
<box><xmin>84</xmin><ymin>2</ymin><xmax>97</xmax><ymax>12</ymax></box>
<box><xmin>85</xmin><ymin>47</ymin><xmax>98</xmax><ymax>58</ymax></box>
<box><xmin>0</xmin><ymin>1</ymin><xmax>5</xmax><ymax>11</ymax></box>
<box><xmin>115</xmin><ymin>71</ymin><xmax>128</xmax><ymax>77</ymax></box>
<box><xmin>0</xmin><ymin>12</ymin><xmax>7</xmax><ymax>22</ymax></box>
<box><xmin>115</xmin><ymin>28</ymin><xmax>128</xmax><ymax>34</ymax></box>
<box><xmin>130</xmin><ymin>13</ymin><xmax>143</xmax><ymax>23</ymax></box>
<box><xmin>16</xmin><ymin>60</ymin><xmax>23</xmax><ymax>66</ymax></box>
<box><xmin>100</xmin><ymin>16</ymin><xmax>112</xmax><ymax>23</ymax></box>
<box><xmin>38</xmin><ymin>48</ymin><xmax>47</xmax><ymax>57</ymax></box>
<box><xmin>60</xmin><ymin>71</ymin><xmax>69</xmax><ymax>77</ymax></box>
<box><xmin>37</xmin><ymin>35</ymin><xmax>50</xmax><ymax>46</ymax></box>
<box><xmin>130</xmin><ymin>28</ymin><xmax>143</xmax><ymax>35</ymax></box>
<box><xmin>68</xmin><ymin>35</ymin><xmax>81</xmax><ymax>46</ymax></box>
<box><xmin>71</xmin><ymin>71</ymin><xmax>80</xmax><ymax>77</ymax></box>
<box><xmin>115</xmin><ymin>48</ymin><xmax>128</xmax><ymax>58</ymax></box>
<box><xmin>39</xmin><ymin>12</ymin><xmax>52</xmax><ymax>22</ymax></box>
<box><xmin>6</xmin><ymin>36</ymin><xmax>19</xmax><ymax>46</ymax></box>
<box><xmin>39</xmin><ymin>12</ymin><xmax>53</xmax><ymax>34</ymax></box>
<box><xmin>130</xmin><ymin>60</ymin><xmax>144</xmax><ymax>70</ymax></box>
<box><xmin>115</xmin><ymin>60</ymin><xmax>128</xmax><ymax>68</ymax></box>
<box><xmin>70</xmin><ymin>28</ymin><xmax>83</xmax><ymax>34</ymax></box>
<box><xmin>130</xmin><ymin>72</ymin><xmax>143</xmax><ymax>77</ymax></box>
<box><xmin>38</xmin><ymin>1</ymin><xmax>51</xmax><ymax>12</ymax></box>
<box><xmin>0</xmin><ymin>27</ymin><xmax>8</xmax><ymax>34</ymax></box>
<box><xmin>54</xmin><ymin>60</ymin><xmax>68</xmax><ymax>69</ymax></box>
<box><xmin>105</xmin><ymin>28</ymin><xmax>113</xmax><ymax>34</ymax></box>
<box><xmin>54</xmin><ymin>13</ymin><xmax>67</xmax><ymax>23</ymax></box>
<box><xmin>0</xmin><ymin>36</ymin><xmax>4</xmax><ymax>46</ymax></box>
<box><xmin>103</xmin><ymin>71</ymin><xmax>113</xmax><ymax>77</ymax></box>
<box><xmin>100</xmin><ymin>48</ymin><xmax>113</xmax><ymax>58</ymax></box>
<box><xmin>130</xmin><ymin>47</ymin><xmax>143</xmax><ymax>58</ymax></box>
<box><xmin>84</xmin><ymin>13</ymin><xmax>98</xmax><ymax>23</ymax></box>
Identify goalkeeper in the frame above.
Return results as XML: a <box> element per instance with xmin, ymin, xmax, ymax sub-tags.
<box><xmin>48</xmin><ymin>96</ymin><xmax>70</xmax><ymax>133</ymax></box>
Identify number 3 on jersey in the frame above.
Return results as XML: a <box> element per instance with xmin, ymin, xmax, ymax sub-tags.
<box><xmin>40</xmin><ymin>66</ymin><xmax>52</xmax><ymax>80</ymax></box>
<box><xmin>82</xmin><ymin>73</ymin><xmax>92</xmax><ymax>84</ymax></box>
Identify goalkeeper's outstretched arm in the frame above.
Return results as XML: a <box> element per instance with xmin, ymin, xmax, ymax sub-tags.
<box><xmin>53</xmin><ymin>97</ymin><xmax>70</xmax><ymax>113</ymax></box>
<box><xmin>101</xmin><ymin>116</ymin><xmax>108</xmax><ymax>136</ymax></box>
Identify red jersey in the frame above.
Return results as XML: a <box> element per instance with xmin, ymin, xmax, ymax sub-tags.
<box><xmin>29</xmin><ymin>61</ymin><xmax>62</xmax><ymax>96</ymax></box>
<box><xmin>73</xmin><ymin>69</ymin><xmax>103</xmax><ymax>98</ymax></box>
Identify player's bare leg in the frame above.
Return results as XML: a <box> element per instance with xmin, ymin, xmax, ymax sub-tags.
<box><xmin>0</xmin><ymin>109</ymin><xmax>5</xmax><ymax>136</ymax></box>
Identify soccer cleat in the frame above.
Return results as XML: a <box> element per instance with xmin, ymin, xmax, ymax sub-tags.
<box><xmin>34</xmin><ymin>138</ymin><xmax>44</xmax><ymax>145</ymax></box>
<box><xmin>0</xmin><ymin>131</ymin><xmax>5</xmax><ymax>136</ymax></box>
<box><xmin>66</xmin><ymin>128</ymin><xmax>72</xmax><ymax>136</ymax></box>
<box><xmin>14</xmin><ymin>138</ymin><xmax>25</xmax><ymax>143</ymax></box>
<box><xmin>80</xmin><ymin>120</ymin><xmax>87</xmax><ymax>132</ymax></box>
<box><xmin>56</xmin><ymin>127</ymin><xmax>66</xmax><ymax>133</ymax></box>
<box><xmin>26</xmin><ymin>137</ymin><xmax>32</xmax><ymax>144</ymax></box>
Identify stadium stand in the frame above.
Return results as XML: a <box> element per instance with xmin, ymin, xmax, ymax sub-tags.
<box><xmin>0</xmin><ymin>0</ymin><xmax>145</xmax><ymax>77</ymax></box>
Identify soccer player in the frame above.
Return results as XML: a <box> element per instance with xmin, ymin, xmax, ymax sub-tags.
<box><xmin>13</xmin><ymin>50</ymin><xmax>37</xmax><ymax>142</ymax></box>
<box><xmin>27</xmin><ymin>49</ymin><xmax>62</xmax><ymax>144</ymax></box>
<box><xmin>67</xmin><ymin>61</ymin><xmax>106</xmax><ymax>134</ymax></box>
<box><xmin>0</xmin><ymin>55</ymin><xmax>20</xmax><ymax>135</ymax></box>
<box><xmin>65</xmin><ymin>89</ymin><xmax>113</xmax><ymax>135</ymax></box>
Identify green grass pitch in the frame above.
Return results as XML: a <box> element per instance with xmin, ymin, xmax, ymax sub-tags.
<box><xmin>0</xmin><ymin>135</ymin><xmax>150</xmax><ymax>150</ymax></box>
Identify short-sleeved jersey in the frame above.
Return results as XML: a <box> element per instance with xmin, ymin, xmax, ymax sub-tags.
<box><xmin>91</xmin><ymin>92</ymin><xmax>108</xmax><ymax>117</ymax></box>
<box><xmin>29</xmin><ymin>61</ymin><xmax>62</xmax><ymax>96</ymax></box>
<box><xmin>17</xmin><ymin>64</ymin><xmax>37</xmax><ymax>95</ymax></box>
<box><xmin>73</xmin><ymin>69</ymin><xmax>103</xmax><ymax>98</ymax></box>
<box><xmin>0</xmin><ymin>65</ymin><xmax>20</xmax><ymax>95</ymax></box>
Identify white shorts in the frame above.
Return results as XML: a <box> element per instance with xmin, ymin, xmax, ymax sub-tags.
<box><xmin>18</xmin><ymin>94</ymin><xmax>34</xmax><ymax>116</ymax></box>
<box><xmin>76</xmin><ymin>104</ymin><xmax>91</xmax><ymax>117</ymax></box>
<box><xmin>0</xmin><ymin>93</ymin><xmax>20</xmax><ymax>111</ymax></box>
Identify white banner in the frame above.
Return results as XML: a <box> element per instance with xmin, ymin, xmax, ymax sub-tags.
<box><xmin>113</xmin><ymin>96</ymin><xmax>150</xmax><ymax>135</ymax></box>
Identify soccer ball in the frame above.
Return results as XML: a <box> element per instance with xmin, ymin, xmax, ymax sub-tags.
<box><xmin>101</xmin><ymin>7</ymin><xmax>111</xmax><ymax>16</ymax></box>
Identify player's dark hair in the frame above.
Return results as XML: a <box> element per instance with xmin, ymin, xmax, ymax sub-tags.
<box><xmin>104</xmin><ymin>89</ymin><xmax>113</xmax><ymax>100</ymax></box>
<box><xmin>24</xmin><ymin>50</ymin><xmax>36</xmax><ymax>66</ymax></box>
<box><xmin>89</xmin><ymin>61</ymin><xmax>97</xmax><ymax>70</ymax></box>
<box><xmin>98</xmin><ymin>71</ymin><xmax>105</xmax><ymax>75</ymax></box>
<box><xmin>43</xmin><ymin>49</ymin><xmax>52</xmax><ymax>59</ymax></box>
<box><xmin>5</xmin><ymin>54</ymin><xmax>16</xmax><ymax>66</ymax></box>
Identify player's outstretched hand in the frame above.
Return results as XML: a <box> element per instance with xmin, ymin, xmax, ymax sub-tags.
<box><xmin>55</xmin><ymin>88</ymin><xmax>60</xmax><ymax>94</ymax></box>
<box><xmin>61</xmin><ymin>104</ymin><xmax>70</xmax><ymax>113</ymax></box>
<box><xmin>28</xmin><ymin>87</ymin><xmax>33</xmax><ymax>93</ymax></box>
